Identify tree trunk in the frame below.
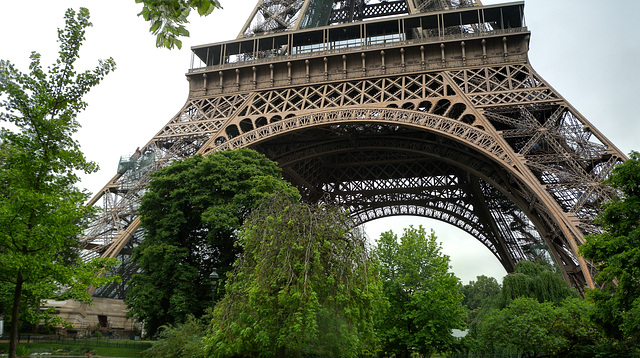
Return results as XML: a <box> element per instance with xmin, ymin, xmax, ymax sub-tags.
<box><xmin>9</xmin><ymin>272</ymin><xmax>23</xmax><ymax>358</ymax></box>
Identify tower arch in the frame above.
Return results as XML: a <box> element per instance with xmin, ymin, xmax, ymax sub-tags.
<box><xmin>82</xmin><ymin>1</ymin><xmax>627</xmax><ymax>300</ymax></box>
<box><xmin>215</xmin><ymin>111</ymin><xmax>586</xmax><ymax>285</ymax></box>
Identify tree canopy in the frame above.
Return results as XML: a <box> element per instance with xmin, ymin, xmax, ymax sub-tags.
<box><xmin>472</xmin><ymin>297</ymin><xmax>600</xmax><ymax>357</ymax></box>
<box><xmin>135</xmin><ymin>0</ymin><xmax>222</xmax><ymax>49</ymax></box>
<box><xmin>461</xmin><ymin>275</ymin><xmax>501</xmax><ymax>311</ymax></box>
<box><xmin>462</xmin><ymin>261</ymin><xmax>601</xmax><ymax>357</ymax></box>
<box><xmin>206</xmin><ymin>193</ymin><xmax>382</xmax><ymax>358</ymax></box>
<box><xmin>126</xmin><ymin>148</ymin><xmax>298</xmax><ymax>337</ymax></box>
<box><xmin>375</xmin><ymin>226</ymin><xmax>466</xmax><ymax>358</ymax></box>
<box><xmin>0</xmin><ymin>8</ymin><xmax>117</xmax><ymax>358</ymax></box>
<box><xmin>581</xmin><ymin>151</ymin><xmax>640</xmax><ymax>345</ymax></box>
<box><xmin>497</xmin><ymin>260</ymin><xmax>579</xmax><ymax>308</ymax></box>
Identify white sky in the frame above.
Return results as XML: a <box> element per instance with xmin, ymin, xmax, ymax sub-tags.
<box><xmin>1</xmin><ymin>0</ymin><xmax>638</xmax><ymax>284</ymax></box>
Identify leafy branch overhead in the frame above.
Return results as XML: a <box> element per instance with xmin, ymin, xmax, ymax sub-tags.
<box><xmin>136</xmin><ymin>0</ymin><xmax>222</xmax><ymax>49</ymax></box>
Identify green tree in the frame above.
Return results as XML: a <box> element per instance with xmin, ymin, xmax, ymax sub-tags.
<box><xmin>206</xmin><ymin>193</ymin><xmax>382</xmax><ymax>358</ymax></box>
<box><xmin>135</xmin><ymin>0</ymin><xmax>222</xmax><ymax>49</ymax></box>
<box><xmin>376</xmin><ymin>226</ymin><xmax>466</xmax><ymax>358</ymax></box>
<box><xmin>475</xmin><ymin>298</ymin><xmax>580</xmax><ymax>357</ymax></box>
<box><xmin>461</xmin><ymin>275</ymin><xmax>501</xmax><ymax>311</ymax></box>
<box><xmin>0</xmin><ymin>8</ymin><xmax>117</xmax><ymax>358</ymax></box>
<box><xmin>498</xmin><ymin>260</ymin><xmax>579</xmax><ymax>308</ymax></box>
<box><xmin>126</xmin><ymin>149</ymin><xmax>297</xmax><ymax>337</ymax></box>
<box><xmin>464</xmin><ymin>261</ymin><xmax>601</xmax><ymax>357</ymax></box>
<box><xmin>460</xmin><ymin>275</ymin><xmax>501</xmax><ymax>347</ymax></box>
<box><xmin>581</xmin><ymin>151</ymin><xmax>640</xmax><ymax>347</ymax></box>
<box><xmin>142</xmin><ymin>315</ymin><xmax>207</xmax><ymax>358</ymax></box>
<box><xmin>471</xmin><ymin>297</ymin><xmax>600</xmax><ymax>357</ymax></box>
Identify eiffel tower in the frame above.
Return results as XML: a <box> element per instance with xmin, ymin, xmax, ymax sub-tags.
<box><xmin>80</xmin><ymin>0</ymin><xmax>626</xmax><ymax>302</ymax></box>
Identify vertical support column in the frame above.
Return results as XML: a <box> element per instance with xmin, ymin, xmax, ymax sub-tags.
<box><xmin>461</xmin><ymin>41</ymin><xmax>466</xmax><ymax>66</ymax></box>
<box><xmin>270</xmin><ymin>64</ymin><xmax>274</xmax><ymax>86</ymax></box>
<box><xmin>342</xmin><ymin>55</ymin><xmax>347</xmax><ymax>77</ymax></box>
<box><xmin>503</xmin><ymin>37</ymin><xmax>508</xmax><ymax>59</ymax></box>
<box><xmin>324</xmin><ymin>57</ymin><xmax>328</xmax><ymax>80</ymax></box>
<box><xmin>252</xmin><ymin>66</ymin><xmax>257</xmax><ymax>88</ymax></box>
<box><xmin>482</xmin><ymin>39</ymin><xmax>487</xmax><ymax>63</ymax></box>
<box><xmin>203</xmin><ymin>73</ymin><xmax>208</xmax><ymax>95</ymax></box>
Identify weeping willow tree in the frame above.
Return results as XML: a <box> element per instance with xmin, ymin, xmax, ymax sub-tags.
<box><xmin>466</xmin><ymin>261</ymin><xmax>598</xmax><ymax>356</ymax></box>
<box><xmin>498</xmin><ymin>260</ymin><xmax>578</xmax><ymax>308</ymax></box>
<box><xmin>205</xmin><ymin>193</ymin><xmax>383</xmax><ymax>358</ymax></box>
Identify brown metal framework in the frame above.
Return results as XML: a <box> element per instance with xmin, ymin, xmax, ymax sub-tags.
<box><xmin>83</xmin><ymin>1</ymin><xmax>625</xmax><ymax>298</ymax></box>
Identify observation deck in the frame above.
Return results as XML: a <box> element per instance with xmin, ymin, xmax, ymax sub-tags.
<box><xmin>186</xmin><ymin>2</ymin><xmax>527</xmax><ymax>97</ymax></box>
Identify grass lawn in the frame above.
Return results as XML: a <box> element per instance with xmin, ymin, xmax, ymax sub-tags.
<box><xmin>0</xmin><ymin>341</ymin><xmax>148</xmax><ymax>357</ymax></box>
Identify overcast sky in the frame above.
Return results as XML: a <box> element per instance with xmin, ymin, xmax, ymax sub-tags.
<box><xmin>1</xmin><ymin>0</ymin><xmax>638</xmax><ymax>284</ymax></box>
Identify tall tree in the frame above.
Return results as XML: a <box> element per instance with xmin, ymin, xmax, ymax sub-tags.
<box><xmin>0</xmin><ymin>8</ymin><xmax>117</xmax><ymax>358</ymax></box>
<box><xmin>206</xmin><ymin>193</ymin><xmax>383</xmax><ymax>358</ymax></box>
<box><xmin>464</xmin><ymin>261</ymin><xmax>601</xmax><ymax>357</ymax></box>
<box><xmin>461</xmin><ymin>275</ymin><xmax>501</xmax><ymax>311</ymax></box>
<box><xmin>497</xmin><ymin>260</ymin><xmax>579</xmax><ymax>308</ymax></box>
<box><xmin>127</xmin><ymin>148</ymin><xmax>298</xmax><ymax>337</ymax></box>
<box><xmin>581</xmin><ymin>151</ymin><xmax>640</xmax><ymax>346</ymax></box>
<box><xmin>376</xmin><ymin>226</ymin><xmax>466</xmax><ymax>358</ymax></box>
<box><xmin>135</xmin><ymin>0</ymin><xmax>222</xmax><ymax>49</ymax></box>
<box><xmin>473</xmin><ymin>297</ymin><xmax>600</xmax><ymax>358</ymax></box>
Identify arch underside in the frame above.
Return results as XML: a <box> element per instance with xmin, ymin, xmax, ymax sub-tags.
<box><xmin>248</xmin><ymin>122</ymin><xmax>583</xmax><ymax>282</ymax></box>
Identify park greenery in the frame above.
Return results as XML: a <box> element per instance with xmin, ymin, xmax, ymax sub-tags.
<box><xmin>580</xmin><ymin>151</ymin><xmax>640</xmax><ymax>347</ymax></box>
<box><xmin>126</xmin><ymin>149</ymin><xmax>298</xmax><ymax>337</ymax></box>
<box><xmin>0</xmin><ymin>8</ymin><xmax>118</xmax><ymax>358</ymax></box>
<box><xmin>207</xmin><ymin>193</ymin><xmax>382</xmax><ymax>357</ymax></box>
<box><xmin>376</xmin><ymin>226</ymin><xmax>465</xmax><ymax>357</ymax></box>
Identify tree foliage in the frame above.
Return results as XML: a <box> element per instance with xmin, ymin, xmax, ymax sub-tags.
<box><xmin>206</xmin><ymin>193</ymin><xmax>382</xmax><ymax>358</ymax></box>
<box><xmin>472</xmin><ymin>297</ymin><xmax>600</xmax><ymax>357</ymax></box>
<box><xmin>497</xmin><ymin>260</ymin><xmax>579</xmax><ymax>308</ymax></box>
<box><xmin>0</xmin><ymin>8</ymin><xmax>117</xmax><ymax>358</ymax></box>
<box><xmin>135</xmin><ymin>0</ymin><xmax>222</xmax><ymax>49</ymax></box>
<box><xmin>142</xmin><ymin>315</ymin><xmax>207</xmax><ymax>358</ymax></box>
<box><xmin>463</xmin><ymin>261</ymin><xmax>604</xmax><ymax>357</ymax></box>
<box><xmin>581</xmin><ymin>151</ymin><xmax>640</xmax><ymax>346</ymax></box>
<box><xmin>375</xmin><ymin>226</ymin><xmax>466</xmax><ymax>358</ymax></box>
<box><xmin>126</xmin><ymin>149</ymin><xmax>297</xmax><ymax>337</ymax></box>
<box><xmin>461</xmin><ymin>275</ymin><xmax>501</xmax><ymax>311</ymax></box>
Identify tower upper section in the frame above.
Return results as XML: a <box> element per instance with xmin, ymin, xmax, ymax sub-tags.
<box><xmin>238</xmin><ymin>0</ymin><xmax>482</xmax><ymax>39</ymax></box>
<box><xmin>189</xmin><ymin>1</ymin><xmax>525</xmax><ymax>71</ymax></box>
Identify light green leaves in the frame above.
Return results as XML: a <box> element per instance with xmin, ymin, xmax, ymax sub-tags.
<box><xmin>206</xmin><ymin>194</ymin><xmax>382</xmax><ymax>358</ymax></box>
<box><xmin>0</xmin><ymin>8</ymin><xmax>118</xmax><ymax>355</ymax></box>
<box><xmin>375</xmin><ymin>226</ymin><xmax>466</xmax><ymax>357</ymax></box>
<box><xmin>135</xmin><ymin>0</ymin><xmax>222</xmax><ymax>50</ymax></box>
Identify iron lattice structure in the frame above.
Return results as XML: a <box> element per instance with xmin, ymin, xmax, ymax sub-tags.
<box><xmin>83</xmin><ymin>0</ymin><xmax>625</xmax><ymax>298</ymax></box>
